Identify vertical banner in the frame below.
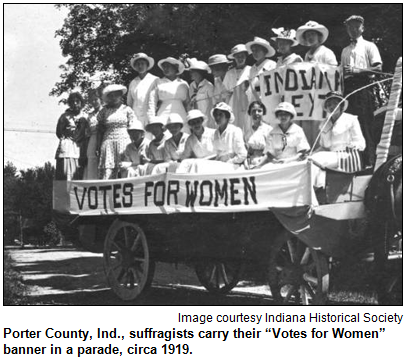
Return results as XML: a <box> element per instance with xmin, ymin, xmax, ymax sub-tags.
<box><xmin>260</xmin><ymin>63</ymin><xmax>343</xmax><ymax>124</ymax></box>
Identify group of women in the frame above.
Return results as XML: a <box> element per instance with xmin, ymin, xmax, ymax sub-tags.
<box><xmin>55</xmin><ymin>20</ymin><xmax>365</xmax><ymax>182</ymax></box>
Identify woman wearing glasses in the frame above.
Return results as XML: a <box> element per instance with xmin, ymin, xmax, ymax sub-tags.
<box><xmin>256</xmin><ymin>102</ymin><xmax>309</xmax><ymax>168</ymax></box>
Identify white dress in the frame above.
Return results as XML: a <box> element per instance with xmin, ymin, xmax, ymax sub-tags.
<box><xmin>189</xmin><ymin>79</ymin><xmax>214</xmax><ymax>122</ymax></box>
<box><xmin>246</xmin><ymin>122</ymin><xmax>273</xmax><ymax>167</ymax></box>
<box><xmin>127</xmin><ymin>73</ymin><xmax>158</xmax><ymax>127</ymax></box>
<box><xmin>223</xmin><ymin>66</ymin><xmax>251</xmax><ymax>136</ymax></box>
<box><xmin>148</xmin><ymin>77</ymin><xmax>190</xmax><ymax>126</ymax></box>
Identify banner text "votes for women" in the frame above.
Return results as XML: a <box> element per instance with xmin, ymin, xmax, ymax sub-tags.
<box><xmin>260</xmin><ymin>63</ymin><xmax>343</xmax><ymax>122</ymax></box>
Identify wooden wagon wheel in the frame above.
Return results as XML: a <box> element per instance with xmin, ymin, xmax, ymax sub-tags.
<box><xmin>268</xmin><ymin>232</ymin><xmax>329</xmax><ymax>305</ymax></box>
<box><xmin>374</xmin><ymin>219</ymin><xmax>402</xmax><ymax>305</ymax></box>
<box><xmin>195</xmin><ymin>258</ymin><xmax>244</xmax><ymax>295</ymax></box>
<box><xmin>103</xmin><ymin>220</ymin><xmax>155</xmax><ymax>301</ymax></box>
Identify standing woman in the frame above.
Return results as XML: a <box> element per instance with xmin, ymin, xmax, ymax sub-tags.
<box><xmin>271</xmin><ymin>28</ymin><xmax>303</xmax><ymax>67</ymax></box>
<box><xmin>223</xmin><ymin>44</ymin><xmax>251</xmax><ymax>135</ymax></box>
<box><xmin>296</xmin><ymin>21</ymin><xmax>337</xmax><ymax>66</ymax></box>
<box><xmin>97</xmin><ymin>84</ymin><xmax>135</xmax><ymax>179</ymax></box>
<box><xmin>208</xmin><ymin>54</ymin><xmax>230</xmax><ymax>112</ymax></box>
<box><xmin>55</xmin><ymin>92</ymin><xmax>87</xmax><ymax>180</ymax></box>
<box><xmin>148</xmin><ymin>57</ymin><xmax>190</xmax><ymax>129</ymax></box>
<box><xmin>127</xmin><ymin>53</ymin><xmax>158</xmax><ymax>131</ymax></box>
<box><xmin>245</xmin><ymin>37</ymin><xmax>277</xmax><ymax>124</ymax></box>
<box><xmin>83</xmin><ymin>88</ymin><xmax>102</xmax><ymax>179</ymax></box>
<box><xmin>187</xmin><ymin>59</ymin><xmax>214</xmax><ymax>122</ymax></box>
<box><xmin>245</xmin><ymin>101</ymin><xmax>273</xmax><ymax>168</ymax></box>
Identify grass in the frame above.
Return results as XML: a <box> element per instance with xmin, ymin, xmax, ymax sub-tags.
<box><xmin>4</xmin><ymin>252</ymin><xmax>29</xmax><ymax>305</ymax></box>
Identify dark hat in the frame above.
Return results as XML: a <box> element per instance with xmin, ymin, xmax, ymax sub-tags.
<box><xmin>344</xmin><ymin>15</ymin><xmax>364</xmax><ymax>24</ymax></box>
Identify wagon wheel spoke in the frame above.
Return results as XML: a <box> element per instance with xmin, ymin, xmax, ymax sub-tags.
<box><xmin>116</xmin><ymin>268</ymin><xmax>126</xmax><ymax>282</ymax></box>
<box><xmin>300</xmin><ymin>285</ymin><xmax>311</xmax><ymax>305</ymax></box>
<box><xmin>300</xmin><ymin>247</ymin><xmax>311</xmax><ymax>265</ymax></box>
<box><xmin>209</xmin><ymin>265</ymin><xmax>217</xmax><ymax>285</ymax></box>
<box><xmin>303</xmin><ymin>282</ymin><xmax>316</xmax><ymax>299</ymax></box>
<box><xmin>131</xmin><ymin>234</ymin><xmax>141</xmax><ymax>252</ymax></box>
<box><xmin>123</xmin><ymin>227</ymin><xmax>130</xmax><ymax>248</ymax></box>
<box><xmin>220</xmin><ymin>263</ymin><xmax>230</xmax><ymax>286</ymax></box>
<box><xmin>286</xmin><ymin>238</ymin><xmax>297</xmax><ymax>263</ymax></box>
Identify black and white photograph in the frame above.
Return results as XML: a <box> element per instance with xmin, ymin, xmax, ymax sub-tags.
<box><xmin>4</xmin><ymin>3</ymin><xmax>403</xmax><ymax>310</ymax></box>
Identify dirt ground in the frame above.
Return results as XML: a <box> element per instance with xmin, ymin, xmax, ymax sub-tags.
<box><xmin>5</xmin><ymin>244</ymin><xmax>399</xmax><ymax>305</ymax></box>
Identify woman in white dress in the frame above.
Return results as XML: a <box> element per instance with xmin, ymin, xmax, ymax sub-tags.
<box><xmin>245</xmin><ymin>37</ymin><xmax>277</xmax><ymax>125</ymax></box>
<box><xmin>148</xmin><ymin>57</ymin><xmax>190</xmax><ymax>129</ymax></box>
<box><xmin>271</xmin><ymin>28</ymin><xmax>303</xmax><ymax>67</ymax></box>
<box><xmin>257</xmin><ymin>102</ymin><xmax>309</xmax><ymax>169</ymax></box>
<box><xmin>208</xmin><ymin>54</ymin><xmax>230</xmax><ymax>123</ymax></box>
<box><xmin>223</xmin><ymin>44</ymin><xmax>251</xmax><ymax>136</ymax></box>
<box><xmin>187</xmin><ymin>59</ymin><xmax>214</xmax><ymax>122</ymax></box>
<box><xmin>296</xmin><ymin>21</ymin><xmax>338</xmax><ymax>146</ymax></box>
<box><xmin>311</xmin><ymin>92</ymin><xmax>366</xmax><ymax>172</ymax></box>
<box><xmin>296</xmin><ymin>21</ymin><xmax>337</xmax><ymax>66</ymax></box>
<box><xmin>245</xmin><ymin>101</ymin><xmax>273</xmax><ymax>168</ymax></box>
<box><xmin>127</xmin><ymin>53</ymin><xmax>158</xmax><ymax>131</ymax></box>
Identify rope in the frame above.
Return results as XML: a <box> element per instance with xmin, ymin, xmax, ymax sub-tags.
<box><xmin>351</xmin><ymin>67</ymin><xmax>394</xmax><ymax>77</ymax></box>
<box><xmin>309</xmin><ymin>76</ymin><xmax>394</xmax><ymax>155</ymax></box>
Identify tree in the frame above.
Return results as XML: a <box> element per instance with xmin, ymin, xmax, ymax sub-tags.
<box><xmin>52</xmin><ymin>4</ymin><xmax>402</xmax><ymax>100</ymax></box>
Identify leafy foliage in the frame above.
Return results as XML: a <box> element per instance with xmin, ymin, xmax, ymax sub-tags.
<box><xmin>51</xmin><ymin>4</ymin><xmax>402</xmax><ymax>100</ymax></box>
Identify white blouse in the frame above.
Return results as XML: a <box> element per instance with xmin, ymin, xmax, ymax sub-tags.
<box><xmin>213</xmin><ymin>124</ymin><xmax>247</xmax><ymax>164</ymax></box>
<box><xmin>164</xmin><ymin>132</ymin><xmax>189</xmax><ymax>161</ymax></box>
<box><xmin>265</xmin><ymin>123</ymin><xmax>310</xmax><ymax>160</ymax></box>
<box><xmin>319</xmin><ymin>112</ymin><xmax>366</xmax><ymax>151</ymax></box>
<box><xmin>127</xmin><ymin>73</ymin><xmax>158</xmax><ymax>127</ymax></box>
<box><xmin>181</xmin><ymin>127</ymin><xmax>216</xmax><ymax>159</ymax></box>
<box><xmin>304</xmin><ymin>45</ymin><xmax>338</xmax><ymax>66</ymax></box>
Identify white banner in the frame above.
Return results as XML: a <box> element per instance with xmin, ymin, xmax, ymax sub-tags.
<box><xmin>53</xmin><ymin>161</ymin><xmax>316</xmax><ymax>215</ymax></box>
<box><xmin>260</xmin><ymin>63</ymin><xmax>343</xmax><ymax>123</ymax></box>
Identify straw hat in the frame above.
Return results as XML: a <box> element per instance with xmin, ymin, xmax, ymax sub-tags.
<box><xmin>211</xmin><ymin>102</ymin><xmax>235</xmax><ymax>123</ymax></box>
<box><xmin>102</xmin><ymin>84</ymin><xmax>127</xmax><ymax>100</ymax></box>
<box><xmin>246</xmin><ymin>37</ymin><xmax>276</xmax><ymax>57</ymax></box>
<box><xmin>323</xmin><ymin>91</ymin><xmax>348</xmax><ymax>112</ymax></box>
<box><xmin>166</xmin><ymin>113</ymin><xmax>184</xmax><ymax>126</ymax></box>
<box><xmin>187</xmin><ymin>59</ymin><xmax>211</xmax><ymax>73</ymax></box>
<box><xmin>130</xmin><ymin>53</ymin><xmax>154</xmax><ymax>71</ymax></box>
<box><xmin>127</xmin><ymin>119</ymin><xmax>145</xmax><ymax>131</ymax></box>
<box><xmin>186</xmin><ymin>109</ymin><xmax>207</xmax><ymax>125</ymax></box>
<box><xmin>275</xmin><ymin>102</ymin><xmax>297</xmax><ymax>118</ymax></box>
<box><xmin>145</xmin><ymin>116</ymin><xmax>166</xmax><ymax>131</ymax></box>
<box><xmin>271</xmin><ymin>28</ymin><xmax>299</xmax><ymax>47</ymax></box>
<box><xmin>227</xmin><ymin>44</ymin><xmax>249</xmax><ymax>59</ymax></box>
<box><xmin>157</xmin><ymin>57</ymin><xmax>185</xmax><ymax>75</ymax></box>
<box><xmin>296</xmin><ymin>21</ymin><xmax>329</xmax><ymax>46</ymax></box>
<box><xmin>208</xmin><ymin>54</ymin><xmax>230</xmax><ymax>67</ymax></box>
<box><xmin>344</xmin><ymin>15</ymin><xmax>364</xmax><ymax>25</ymax></box>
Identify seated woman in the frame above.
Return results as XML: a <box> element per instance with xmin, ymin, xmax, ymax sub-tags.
<box><xmin>120</xmin><ymin>120</ymin><xmax>149</xmax><ymax>178</ymax></box>
<box><xmin>257</xmin><ymin>102</ymin><xmax>309</xmax><ymax>168</ymax></box>
<box><xmin>310</xmin><ymin>91</ymin><xmax>366</xmax><ymax>172</ymax></box>
<box><xmin>136</xmin><ymin>117</ymin><xmax>170</xmax><ymax>176</ymax></box>
<box><xmin>245</xmin><ymin>101</ymin><xmax>273</xmax><ymax>168</ymax></box>
<box><xmin>152</xmin><ymin>113</ymin><xmax>189</xmax><ymax>173</ymax></box>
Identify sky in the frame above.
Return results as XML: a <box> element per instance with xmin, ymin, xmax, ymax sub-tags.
<box><xmin>4</xmin><ymin>4</ymin><xmax>69</xmax><ymax>170</ymax></box>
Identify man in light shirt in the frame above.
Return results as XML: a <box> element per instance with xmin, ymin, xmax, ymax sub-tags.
<box><xmin>341</xmin><ymin>15</ymin><xmax>382</xmax><ymax>166</ymax></box>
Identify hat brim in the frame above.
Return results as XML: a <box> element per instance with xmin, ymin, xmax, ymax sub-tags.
<box><xmin>271</xmin><ymin>36</ymin><xmax>299</xmax><ymax>47</ymax></box>
<box><xmin>275</xmin><ymin>109</ymin><xmax>296</xmax><ymax>118</ymax></box>
<box><xmin>227</xmin><ymin>51</ymin><xmax>249</xmax><ymax>60</ymax></box>
<box><xmin>102</xmin><ymin>86</ymin><xmax>127</xmax><ymax>100</ymax></box>
<box><xmin>158</xmin><ymin>59</ymin><xmax>185</xmax><ymax>75</ymax></box>
<box><xmin>323</xmin><ymin>96</ymin><xmax>349</xmax><ymax>112</ymax></box>
<box><xmin>296</xmin><ymin>26</ymin><xmax>329</xmax><ymax>46</ymax></box>
<box><xmin>187</xmin><ymin>66</ymin><xmax>211</xmax><ymax>74</ymax></box>
<box><xmin>210</xmin><ymin>108</ymin><xmax>235</xmax><ymax>124</ymax></box>
<box><xmin>246</xmin><ymin>41</ymin><xmax>276</xmax><ymax>57</ymax></box>
<box><xmin>130</xmin><ymin>56</ymin><xmax>154</xmax><ymax>71</ymax></box>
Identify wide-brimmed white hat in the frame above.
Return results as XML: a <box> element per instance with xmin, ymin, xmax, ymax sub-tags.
<box><xmin>127</xmin><ymin>119</ymin><xmax>145</xmax><ymax>131</ymax></box>
<box><xmin>275</xmin><ymin>102</ymin><xmax>297</xmax><ymax>118</ymax></box>
<box><xmin>211</xmin><ymin>102</ymin><xmax>235</xmax><ymax>124</ymax></box>
<box><xmin>186</xmin><ymin>109</ymin><xmax>207</xmax><ymax>124</ymax></box>
<box><xmin>227</xmin><ymin>44</ymin><xmax>249</xmax><ymax>59</ymax></box>
<box><xmin>296</xmin><ymin>21</ymin><xmax>329</xmax><ymax>46</ymax></box>
<box><xmin>166</xmin><ymin>113</ymin><xmax>184</xmax><ymax>126</ymax></box>
<box><xmin>102</xmin><ymin>84</ymin><xmax>127</xmax><ymax>100</ymax></box>
<box><xmin>187</xmin><ymin>59</ymin><xmax>211</xmax><ymax>73</ymax></box>
<box><xmin>271</xmin><ymin>28</ymin><xmax>299</xmax><ymax>47</ymax></box>
<box><xmin>130</xmin><ymin>53</ymin><xmax>154</xmax><ymax>71</ymax></box>
<box><xmin>145</xmin><ymin>116</ymin><xmax>166</xmax><ymax>131</ymax></box>
<box><xmin>208</xmin><ymin>54</ymin><xmax>230</xmax><ymax>67</ymax></box>
<box><xmin>158</xmin><ymin>57</ymin><xmax>185</xmax><ymax>75</ymax></box>
<box><xmin>323</xmin><ymin>91</ymin><xmax>348</xmax><ymax>112</ymax></box>
<box><xmin>246</xmin><ymin>37</ymin><xmax>276</xmax><ymax>57</ymax></box>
